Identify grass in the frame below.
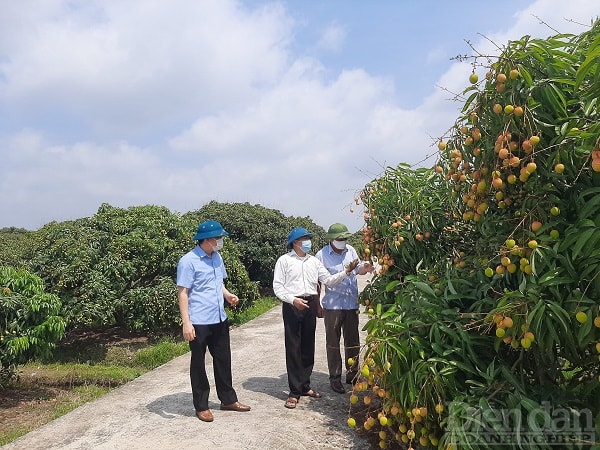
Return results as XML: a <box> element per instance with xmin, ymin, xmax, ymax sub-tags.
<box><xmin>0</xmin><ymin>381</ymin><xmax>114</xmax><ymax>446</ymax></box>
<box><xmin>18</xmin><ymin>362</ymin><xmax>147</xmax><ymax>385</ymax></box>
<box><xmin>1</xmin><ymin>429</ymin><xmax>30</xmax><ymax>447</ymax></box>
<box><xmin>0</xmin><ymin>297</ymin><xmax>280</xmax><ymax>446</ymax></box>
<box><xmin>228</xmin><ymin>297</ymin><xmax>280</xmax><ymax>326</ymax></box>
<box><xmin>49</xmin><ymin>384</ymin><xmax>112</xmax><ymax>419</ymax></box>
<box><xmin>133</xmin><ymin>340</ymin><xmax>190</xmax><ymax>369</ymax></box>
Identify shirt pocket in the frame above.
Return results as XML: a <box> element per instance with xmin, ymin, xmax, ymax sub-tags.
<box><xmin>213</xmin><ymin>265</ymin><xmax>225</xmax><ymax>284</ymax></box>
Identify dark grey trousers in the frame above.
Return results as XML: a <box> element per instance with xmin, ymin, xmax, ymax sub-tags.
<box><xmin>323</xmin><ymin>309</ymin><xmax>360</xmax><ymax>382</ymax></box>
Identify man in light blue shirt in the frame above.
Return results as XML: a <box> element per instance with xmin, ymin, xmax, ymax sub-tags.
<box><xmin>177</xmin><ymin>220</ymin><xmax>251</xmax><ymax>422</ymax></box>
<box><xmin>316</xmin><ymin>223</ymin><xmax>373</xmax><ymax>394</ymax></box>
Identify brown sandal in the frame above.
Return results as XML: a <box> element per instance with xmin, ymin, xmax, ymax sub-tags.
<box><xmin>301</xmin><ymin>389</ymin><xmax>321</xmax><ymax>398</ymax></box>
<box><xmin>284</xmin><ymin>397</ymin><xmax>298</xmax><ymax>409</ymax></box>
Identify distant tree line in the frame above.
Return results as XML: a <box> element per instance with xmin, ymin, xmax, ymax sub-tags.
<box><xmin>1</xmin><ymin>201</ymin><xmax>364</xmax><ymax>380</ymax></box>
<box><xmin>2</xmin><ymin>201</ymin><xmax>364</xmax><ymax>329</ymax></box>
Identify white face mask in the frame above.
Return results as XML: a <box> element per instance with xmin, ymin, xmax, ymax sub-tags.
<box><xmin>213</xmin><ymin>237</ymin><xmax>224</xmax><ymax>251</ymax></box>
<box><xmin>331</xmin><ymin>240</ymin><xmax>347</xmax><ymax>250</ymax></box>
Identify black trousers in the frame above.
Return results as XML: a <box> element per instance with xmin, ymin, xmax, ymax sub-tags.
<box><xmin>282</xmin><ymin>296</ymin><xmax>318</xmax><ymax>398</ymax></box>
<box><xmin>189</xmin><ymin>320</ymin><xmax>238</xmax><ymax>411</ymax></box>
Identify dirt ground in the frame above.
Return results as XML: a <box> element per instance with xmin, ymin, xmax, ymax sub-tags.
<box><xmin>0</xmin><ymin>382</ymin><xmax>79</xmax><ymax>436</ymax></box>
<box><xmin>0</xmin><ymin>327</ymin><xmax>152</xmax><ymax>441</ymax></box>
<box><xmin>2</xmin><ymin>275</ymin><xmax>397</xmax><ymax>450</ymax></box>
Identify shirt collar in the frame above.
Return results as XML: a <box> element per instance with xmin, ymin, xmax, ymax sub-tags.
<box><xmin>288</xmin><ymin>249</ymin><xmax>310</xmax><ymax>260</ymax></box>
<box><xmin>194</xmin><ymin>245</ymin><xmax>210</xmax><ymax>258</ymax></box>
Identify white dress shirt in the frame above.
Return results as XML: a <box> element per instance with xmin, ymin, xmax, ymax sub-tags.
<box><xmin>273</xmin><ymin>250</ymin><xmax>348</xmax><ymax>304</ymax></box>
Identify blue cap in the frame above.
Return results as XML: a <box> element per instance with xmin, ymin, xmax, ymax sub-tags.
<box><xmin>193</xmin><ymin>220</ymin><xmax>229</xmax><ymax>240</ymax></box>
<box><xmin>287</xmin><ymin>227</ymin><xmax>312</xmax><ymax>249</ymax></box>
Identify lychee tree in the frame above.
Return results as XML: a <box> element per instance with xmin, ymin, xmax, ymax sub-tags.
<box><xmin>0</xmin><ymin>266</ymin><xmax>66</xmax><ymax>384</ymax></box>
<box><xmin>27</xmin><ymin>203</ymin><xmax>260</xmax><ymax>332</ymax></box>
<box><xmin>350</xmin><ymin>20</ymin><xmax>600</xmax><ymax>450</ymax></box>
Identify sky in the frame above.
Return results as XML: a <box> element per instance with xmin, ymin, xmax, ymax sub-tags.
<box><xmin>1</xmin><ymin>0</ymin><xmax>598</xmax><ymax>232</ymax></box>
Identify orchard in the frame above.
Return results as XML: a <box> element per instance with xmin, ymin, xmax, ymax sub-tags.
<box><xmin>348</xmin><ymin>20</ymin><xmax>600</xmax><ymax>449</ymax></box>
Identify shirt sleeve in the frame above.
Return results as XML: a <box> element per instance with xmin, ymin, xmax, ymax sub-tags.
<box><xmin>315</xmin><ymin>249</ymin><xmax>323</xmax><ymax>263</ymax></box>
<box><xmin>316</xmin><ymin>258</ymin><xmax>347</xmax><ymax>287</ymax></box>
<box><xmin>273</xmin><ymin>256</ymin><xmax>294</xmax><ymax>304</ymax></box>
<box><xmin>176</xmin><ymin>256</ymin><xmax>193</xmax><ymax>288</ymax></box>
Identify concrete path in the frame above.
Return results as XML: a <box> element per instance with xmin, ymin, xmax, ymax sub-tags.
<box><xmin>2</xmin><ymin>276</ymin><xmax>374</xmax><ymax>450</ymax></box>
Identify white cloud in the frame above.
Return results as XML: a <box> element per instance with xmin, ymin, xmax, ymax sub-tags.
<box><xmin>165</xmin><ymin>63</ymin><xmax>416</xmax><ymax>228</ymax></box>
<box><xmin>317</xmin><ymin>23</ymin><xmax>346</xmax><ymax>53</ymax></box>
<box><xmin>0</xmin><ymin>130</ymin><xmax>175</xmax><ymax>227</ymax></box>
<box><xmin>0</xmin><ymin>0</ymin><xmax>292</xmax><ymax>138</ymax></box>
<box><xmin>0</xmin><ymin>0</ymin><xmax>598</xmax><ymax>232</ymax></box>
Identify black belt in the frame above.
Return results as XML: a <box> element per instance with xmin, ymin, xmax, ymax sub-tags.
<box><xmin>297</xmin><ymin>295</ymin><xmax>317</xmax><ymax>301</ymax></box>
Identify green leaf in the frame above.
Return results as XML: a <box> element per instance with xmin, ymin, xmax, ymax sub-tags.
<box><xmin>538</xmin><ymin>268</ymin><xmax>574</xmax><ymax>286</ymax></box>
<box><xmin>431</xmin><ymin>342</ymin><xmax>445</xmax><ymax>355</ymax></box>
<box><xmin>447</xmin><ymin>278</ymin><xmax>457</xmax><ymax>295</ymax></box>
<box><xmin>546</xmin><ymin>301</ymin><xmax>571</xmax><ymax>335</ymax></box>
<box><xmin>577</xmin><ymin>188</ymin><xmax>600</xmax><ymax>219</ymax></box>
<box><xmin>575</xmin><ymin>40</ymin><xmax>600</xmax><ymax>89</ymax></box>
<box><xmin>412</xmin><ymin>281</ymin><xmax>436</xmax><ymax>297</ymax></box>
<box><xmin>385</xmin><ymin>280</ymin><xmax>401</xmax><ymax>292</ymax></box>
<box><xmin>572</xmin><ymin>228</ymin><xmax>597</xmax><ymax>259</ymax></box>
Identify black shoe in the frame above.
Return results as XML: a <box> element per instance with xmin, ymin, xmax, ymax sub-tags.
<box><xmin>330</xmin><ymin>379</ymin><xmax>345</xmax><ymax>394</ymax></box>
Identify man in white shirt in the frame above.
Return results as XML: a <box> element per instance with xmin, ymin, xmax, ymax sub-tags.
<box><xmin>273</xmin><ymin>227</ymin><xmax>358</xmax><ymax>409</ymax></box>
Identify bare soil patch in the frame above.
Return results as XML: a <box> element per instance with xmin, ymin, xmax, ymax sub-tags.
<box><xmin>0</xmin><ymin>327</ymin><xmax>149</xmax><ymax>442</ymax></box>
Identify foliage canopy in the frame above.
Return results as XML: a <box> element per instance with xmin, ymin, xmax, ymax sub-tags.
<box><xmin>354</xmin><ymin>19</ymin><xmax>600</xmax><ymax>449</ymax></box>
<box><xmin>184</xmin><ymin>200</ymin><xmax>327</xmax><ymax>292</ymax></box>
<box><xmin>0</xmin><ymin>266</ymin><xmax>66</xmax><ymax>383</ymax></box>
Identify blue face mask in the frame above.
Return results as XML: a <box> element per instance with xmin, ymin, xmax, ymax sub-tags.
<box><xmin>300</xmin><ymin>240</ymin><xmax>312</xmax><ymax>253</ymax></box>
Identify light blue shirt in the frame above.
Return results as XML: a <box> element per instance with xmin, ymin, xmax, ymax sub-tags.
<box><xmin>176</xmin><ymin>245</ymin><xmax>228</xmax><ymax>325</ymax></box>
<box><xmin>315</xmin><ymin>243</ymin><xmax>360</xmax><ymax>310</ymax></box>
